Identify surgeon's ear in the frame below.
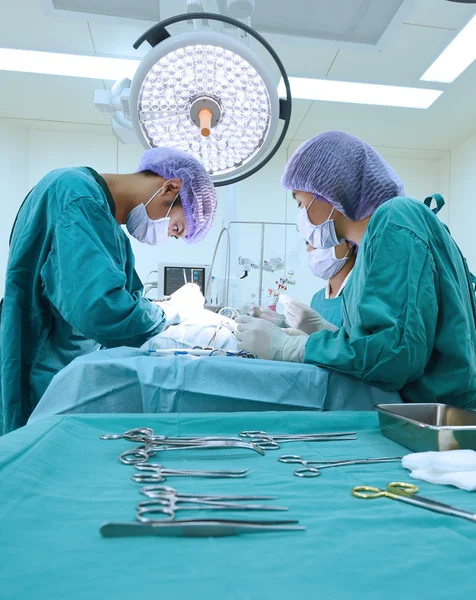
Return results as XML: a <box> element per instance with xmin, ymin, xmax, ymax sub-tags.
<box><xmin>163</xmin><ymin>178</ymin><xmax>182</xmax><ymax>195</ymax></box>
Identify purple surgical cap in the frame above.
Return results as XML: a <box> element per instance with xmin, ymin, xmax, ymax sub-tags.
<box><xmin>282</xmin><ymin>131</ymin><xmax>404</xmax><ymax>220</ymax></box>
<box><xmin>138</xmin><ymin>147</ymin><xmax>217</xmax><ymax>243</ymax></box>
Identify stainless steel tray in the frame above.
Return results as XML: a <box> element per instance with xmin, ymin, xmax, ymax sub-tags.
<box><xmin>375</xmin><ymin>403</ymin><xmax>476</xmax><ymax>452</ymax></box>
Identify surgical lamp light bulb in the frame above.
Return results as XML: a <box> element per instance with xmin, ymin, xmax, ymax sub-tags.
<box><xmin>122</xmin><ymin>11</ymin><xmax>291</xmax><ymax>186</ymax></box>
<box><xmin>132</xmin><ymin>41</ymin><xmax>273</xmax><ymax>177</ymax></box>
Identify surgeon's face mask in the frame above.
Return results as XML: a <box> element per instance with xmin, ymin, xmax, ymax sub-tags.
<box><xmin>126</xmin><ymin>184</ymin><xmax>179</xmax><ymax>246</ymax></box>
<box><xmin>297</xmin><ymin>198</ymin><xmax>343</xmax><ymax>249</ymax></box>
<box><xmin>307</xmin><ymin>246</ymin><xmax>351</xmax><ymax>280</ymax></box>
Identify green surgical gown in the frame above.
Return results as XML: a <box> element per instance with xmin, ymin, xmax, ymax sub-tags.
<box><xmin>0</xmin><ymin>167</ymin><xmax>166</xmax><ymax>434</ymax></box>
<box><xmin>305</xmin><ymin>197</ymin><xmax>476</xmax><ymax>408</ymax></box>
<box><xmin>310</xmin><ymin>288</ymin><xmax>343</xmax><ymax>328</ymax></box>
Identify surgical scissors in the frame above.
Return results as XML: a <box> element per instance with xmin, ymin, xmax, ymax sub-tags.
<box><xmin>240</xmin><ymin>430</ymin><xmax>357</xmax><ymax>450</ymax></box>
<box><xmin>352</xmin><ymin>482</ymin><xmax>476</xmax><ymax>523</ymax></box>
<box><xmin>136</xmin><ymin>494</ymin><xmax>288</xmax><ymax>522</ymax></box>
<box><xmin>131</xmin><ymin>464</ymin><xmax>251</xmax><ymax>483</ymax></box>
<box><xmin>279</xmin><ymin>455</ymin><xmax>403</xmax><ymax>477</ymax></box>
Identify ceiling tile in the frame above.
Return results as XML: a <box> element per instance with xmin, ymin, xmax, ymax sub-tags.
<box><xmin>0</xmin><ymin>71</ymin><xmax>108</xmax><ymax>124</ymax></box>
<box><xmin>285</xmin><ymin>99</ymin><xmax>313</xmax><ymax>140</ymax></box>
<box><xmin>88</xmin><ymin>21</ymin><xmax>153</xmax><ymax>58</ymax></box>
<box><xmin>405</xmin><ymin>0</ymin><xmax>476</xmax><ymax>29</ymax></box>
<box><xmin>328</xmin><ymin>24</ymin><xmax>454</xmax><ymax>83</ymax></box>
<box><xmin>293</xmin><ymin>57</ymin><xmax>476</xmax><ymax>151</ymax></box>
<box><xmin>0</xmin><ymin>0</ymin><xmax>93</xmax><ymax>53</ymax></box>
<box><xmin>259</xmin><ymin>33</ymin><xmax>342</xmax><ymax>79</ymax></box>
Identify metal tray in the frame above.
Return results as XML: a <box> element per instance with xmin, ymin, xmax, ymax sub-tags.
<box><xmin>375</xmin><ymin>403</ymin><xmax>476</xmax><ymax>452</ymax></box>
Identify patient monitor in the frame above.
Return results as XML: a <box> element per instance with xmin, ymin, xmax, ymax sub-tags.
<box><xmin>157</xmin><ymin>263</ymin><xmax>209</xmax><ymax>297</ymax></box>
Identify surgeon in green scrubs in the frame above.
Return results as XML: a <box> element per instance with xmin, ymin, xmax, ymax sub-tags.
<box><xmin>236</xmin><ymin>131</ymin><xmax>476</xmax><ymax>408</ymax></box>
<box><xmin>0</xmin><ymin>147</ymin><xmax>217</xmax><ymax>434</ymax></box>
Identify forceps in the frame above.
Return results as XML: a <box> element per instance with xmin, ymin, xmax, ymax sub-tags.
<box><xmin>352</xmin><ymin>482</ymin><xmax>476</xmax><ymax>523</ymax></box>
<box><xmin>100</xmin><ymin>519</ymin><xmax>305</xmax><ymax>537</ymax></box>
<box><xmin>136</xmin><ymin>495</ymin><xmax>288</xmax><ymax>522</ymax></box>
<box><xmin>120</xmin><ymin>439</ymin><xmax>265</xmax><ymax>464</ymax></box>
<box><xmin>279</xmin><ymin>455</ymin><xmax>403</xmax><ymax>477</ymax></box>
<box><xmin>131</xmin><ymin>463</ymin><xmax>251</xmax><ymax>483</ymax></box>
<box><xmin>240</xmin><ymin>430</ymin><xmax>357</xmax><ymax>450</ymax></box>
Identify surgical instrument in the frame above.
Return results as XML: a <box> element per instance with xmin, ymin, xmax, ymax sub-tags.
<box><xmin>279</xmin><ymin>455</ymin><xmax>403</xmax><ymax>478</ymax></box>
<box><xmin>183</xmin><ymin>268</ymin><xmax>187</xmax><ymax>285</ymax></box>
<box><xmin>131</xmin><ymin>464</ymin><xmax>251</xmax><ymax>483</ymax></box>
<box><xmin>119</xmin><ymin>439</ymin><xmax>265</xmax><ymax>464</ymax></box>
<box><xmin>140</xmin><ymin>485</ymin><xmax>277</xmax><ymax>501</ymax></box>
<box><xmin>240</xmin><ymin>430</ymin><xmax>357</xmax><ymax>450</ymax></box>
<box><xmin>136</xmin><ymin>497</ymin><xmax>288</xmax><ymax>522</ymax></box>
<box><xmin>100</xmin><ymin>427</ymin><xmax>155</xmax><ymax>441</ymax></box>
<box><xmin>352</xmin><ymin>482</ymin><xmax>476</xmax><ymax>523</ymax></box>
<box><xmin>100</xmin><ymin>519</ymin><xmax>305</xmax><ymax>537</ymax></box>
<box><xmin>203</xmin><ymin>320</ymin><xmax>238</xmax><ymax>351</ymax></box>
<box><xmin>102</xmin><ymin>428</ymin><xmax>259</xmax><ymax>446</ymax></box>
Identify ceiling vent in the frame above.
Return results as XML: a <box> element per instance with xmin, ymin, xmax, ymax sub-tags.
<box><xmin>43</xmin><ymin>0</ymin><xmax>413</xmax><ymax>48</ymax></box>
<box><xmin>219</xmin><ymin>0</ymin><xmax>412</xmax><ymax>47</ymax></box>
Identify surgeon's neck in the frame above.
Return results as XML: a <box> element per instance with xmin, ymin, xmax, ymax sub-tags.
<box><xmin>101</xmin><ymin>173</ymin><xmax>165</xmax><ymax>225</ymax></box>
<box><xmin>328</xmin><ymin>254</ymin><xmax>356</xmax><ymax>299</ymax></box>
<box><xmin>338</xmin><ymin>216</ymin><xmax>371</xmax><ymax>246</ymax></box>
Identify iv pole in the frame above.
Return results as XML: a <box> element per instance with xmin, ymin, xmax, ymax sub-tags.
<box><xmin>225</xmin><ymin>221</ymin><xmax>297</xmax><ymax>306</ymax></box>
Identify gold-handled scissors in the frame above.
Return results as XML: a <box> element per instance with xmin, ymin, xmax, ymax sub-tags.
<box><xmin>352</xmin><ymin>482</ymin><xmax>476</xmax><ymax>523</ymax></box>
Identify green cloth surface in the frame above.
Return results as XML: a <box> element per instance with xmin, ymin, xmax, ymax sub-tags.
<box><xmin>1</xmin><ymin>411</ymin><xmax>475</xmax><ymax>600</ymax></box>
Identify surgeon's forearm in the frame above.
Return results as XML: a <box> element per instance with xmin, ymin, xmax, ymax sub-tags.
<box><xmin>303</xmin><ymin>328</ymin><xmax>426</xmax><ymax>391</ymax></box>
<box><xmin>86</xmin><ymin>296</ymin><xmax>168</xmax><ymax>348</ymax></box>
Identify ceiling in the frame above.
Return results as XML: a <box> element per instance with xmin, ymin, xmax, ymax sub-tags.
<box><xmin>1</xmin><ymin>0</ymin><xmax>476</xmax><ymax>157</ymax></box>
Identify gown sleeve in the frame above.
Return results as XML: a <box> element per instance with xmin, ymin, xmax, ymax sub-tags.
<box><xmin>40</xmin><ymin>196</ymin><xmax>166</xmax><ymax>348</ymax></box>
<box><xmin>304</xmin><ymin>221</ymin><xmax>438</xmax><ymax>391</ymax></box>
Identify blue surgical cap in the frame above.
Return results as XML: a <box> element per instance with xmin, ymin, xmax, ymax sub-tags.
<box><xmin>282</xmin><ymin>131</ymin><xmax>404</xmax><ymax>220</ymax></box>
<box><xmin>138</xmin><ymin>147</ymin><xmax>217</xmax><ymax>244</ymax></box>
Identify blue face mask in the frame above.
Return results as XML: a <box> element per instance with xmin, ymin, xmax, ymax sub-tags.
<box><xmin>126</xmin><ymin>185</ymin><xmax>178</xmax><ymax>246</ymax></box>
<box><xmin>297</xmin><ymin>200</ymin><xmax>343</xmax><ymax>249</ymax></box>
<box><xmin>307</xmin><ymin>246</ymin><xmax>351</xmax><ymax>280</ymax></box>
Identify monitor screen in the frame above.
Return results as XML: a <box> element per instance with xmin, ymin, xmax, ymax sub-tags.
<box><xmin>163</xmin><ymin>266</ymin><xmax>206</xmax><ymax>296</ymax></box>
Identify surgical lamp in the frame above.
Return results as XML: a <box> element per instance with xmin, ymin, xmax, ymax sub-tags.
<box><xmin>95</xmin><ymin>12</ymin><xmax>292</xmax><ymax>186</ymax></box>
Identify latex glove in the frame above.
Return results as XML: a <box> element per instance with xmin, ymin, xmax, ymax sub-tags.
<box><xmin>235</xmin><ymin>315</ymin><xmax>307</xmax><ymax>362</ymax></box>
<box><xmin>249</xmin><ymin>305</ymin><xmax>289</xmax><ymax>328</ymax></box>
<box><xmin>280</xmin><ymin>295</ymin><xmax>338</xmax><ymax>335</ymax></box>
<box><xmin>156</xmin><ymin>283</ymin><xmax>205</xmax><ymax>326</ymax></box>
<box><xmin>282</xmin><ymin>327</ymin><xmax>308</xmax><ymax>337</ymax></box>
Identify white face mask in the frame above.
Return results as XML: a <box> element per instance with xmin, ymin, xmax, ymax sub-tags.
<box><xmin>307</xmin><ymin>246</ymin><xmax>351</xmax><ymax>280</ymax></box>
<box><xmin>126</xmin><ymin>184</ymin><xmax>178</xmax><ymax>246</ymax></box>
<box><xmin>297</xmin><ymin>199</ymin><xmax>343</xmax><ymax>249</ymax></box>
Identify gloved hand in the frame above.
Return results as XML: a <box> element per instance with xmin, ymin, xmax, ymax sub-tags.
<box><xmin>280</xmin><ymin>295</ymin><xmax>338</xmax><ymax>335</ymax></box>
<box><xmin>249</xmin><ymin>305</ymin><xmax>289</xmax><ymax>328</ymax></box>
<box><xmin>282</xmin><ymin>327</ymin><xmax>308</xmax><ymax>337</ymax></box>
<box><xmin>156</xmin><ymin>283</ymin><xmax>205</xmax><ymax>326</ymax></box>
<box><xmin>235</xmin><ymin>315</ymin><xmax>307</xmax><ymax>362</ymax></box>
